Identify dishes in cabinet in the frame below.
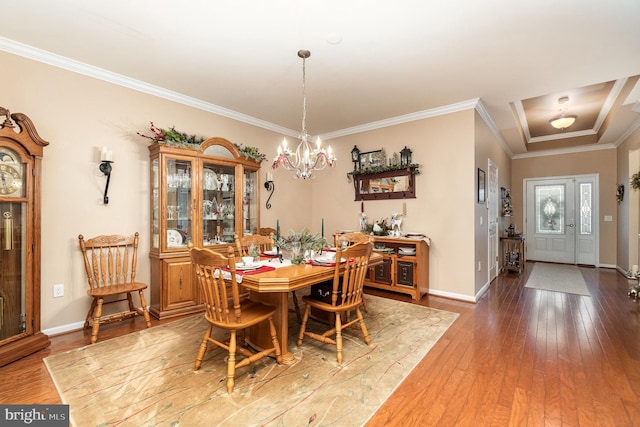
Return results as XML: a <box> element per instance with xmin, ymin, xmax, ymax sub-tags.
<box><xmin>167</xmin><ymin>229</ymin><xmax>183</xmax><ymax>247</ymax></box>
<box><xmin>398</xmin><ymin>247</ymin><xmax>416</xmax><ymax>255</ymax></box>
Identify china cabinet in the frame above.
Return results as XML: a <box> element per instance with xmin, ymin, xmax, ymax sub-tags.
<box><xmin>363</xmin><ymin>236</ymin><xmax>429</xmax><ymax>300</ymax></box>
<box><xmin>0</xmin><ymin>108</ymin><xmax>50</xmax><ymax>367</ymax></box>
<box><xmin>149</xmin><ymin>137</ymin><xmax>260</xmax><ymax>319</ymax></box>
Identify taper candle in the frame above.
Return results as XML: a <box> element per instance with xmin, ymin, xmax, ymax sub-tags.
<box><xmin>276</xmin><ymin>219</ymin><xmax>280</xmax><ymax>239</ymax></box>
<box><xmin>322</xmin><ymin>218</ymin><xmax>324</xmax><ymax>238</ymax></box>
<box><xmin>402</xmin><ymin>201</ymin><xmax>406</xmax><ymax>216</ymax></box>
<box><xmin>361</xmin><ymin>201</ymin><xmax>364</xmax><ymax>213</ymax></box>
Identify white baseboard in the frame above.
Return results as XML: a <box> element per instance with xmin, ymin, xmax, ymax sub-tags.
<box><xmin>428</xmin><ymin>289</ymin><xmax>477</xmax><ymax>303</ymax></box>
<box><xmin>43</xmin><ymin>321</ymin><xmax>85</xmax><ymax>337</ymax></box>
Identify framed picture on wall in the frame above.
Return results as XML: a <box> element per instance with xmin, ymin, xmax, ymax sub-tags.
<box><xmin>477</xmin><ymin>168</ymin><xmax>486</xmax><ymax>203</ymax></box>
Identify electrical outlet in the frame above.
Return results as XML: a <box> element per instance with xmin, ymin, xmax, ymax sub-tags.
<box><xmin>53</xmin><ymin>284</ymin><xmax>64</xmax><ymax>298</ymax></box>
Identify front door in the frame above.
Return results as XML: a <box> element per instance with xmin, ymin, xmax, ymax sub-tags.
<box><xmin>525</xmin><ymin>175</ymin><xmax>598</xmax><ymax>265</ymax></box>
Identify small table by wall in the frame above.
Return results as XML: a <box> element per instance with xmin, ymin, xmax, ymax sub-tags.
<box><xmin>500</xmin><ymin>235</ymin><xmax>525</xmax><ymax>274</ymax></box>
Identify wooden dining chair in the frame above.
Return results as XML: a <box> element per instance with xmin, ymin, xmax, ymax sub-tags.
<box><xmin>334</xmin><ymin>231</ymin><xmax>373</xmax><ymax>312</ymax></box>
<box><xmin>78</xmin><ymin>232</ymin><xmax>152</xmax><ymax>344</ymax></box>
<box><xmin>191</xmin><ymin>246</ymin><xmax>282</xmax><ymax>393</ymax></box>
<box><xmin>234</xmin><ymin>233</ymin><xmax>302</xmax><ymax>323</ymax></box>
<box><xmin>234</xmin><ymin>233</ymin><xmax>274</xmax><ymax>257</ymax></box>
<box><xmin>297</xmin><ymin>240</ymin><xmax>374</xmax><ymax>364</ymax></box>
<box><xmin>258</xmin><ymin>227</ymin><xmax>276</xmax><ymax>237</ymax></box>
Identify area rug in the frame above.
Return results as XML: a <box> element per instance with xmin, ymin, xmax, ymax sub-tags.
<box><xmin>44</xmin><ymin>295</ymin><xmax>458</xmax><ymax>426</ymax></box>
<box><xmin>524</xmin><ymin>262</ymin><xmax>591</xmax><ymax>296</ymax></box>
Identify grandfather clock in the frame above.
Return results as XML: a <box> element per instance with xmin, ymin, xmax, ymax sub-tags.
<box><xmin>0</xmin><ymin>108</ymin><xmax>50</xmax><ymax>367</ymax></box>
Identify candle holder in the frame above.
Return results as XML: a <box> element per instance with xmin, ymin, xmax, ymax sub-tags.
<box><xmin>264</xmin><ymin>179</ymin><xmax>275</xmax><ymax>209</ymax></box>
<box><xmin>99</xmin><ymin>160</ymin><xmax>113</xmax><ymax>204</ymax></box>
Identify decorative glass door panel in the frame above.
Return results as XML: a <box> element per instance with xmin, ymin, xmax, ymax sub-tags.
<box><xmin>165</xmin><ymin>158</ymin><xmax>193</xmax><ymax>250</ymax></box>
<box><xmin>535</xmin><ymin>184</ymin><xmax>565</xmax><ymax>234</ymax></box>
<box><xmin>0</xmin><ymin>202</ymin><xmax>26</xmax><ymax>341</ymax></box>
<box><xmin>243</xmin><ymin>170</ymin><xmax>258</xmax><ymax>235</ymax></box>
<box><xmin>202</xmin><ymin>163</ymin><xmax>236</xmax><ymax>245</ymax></box>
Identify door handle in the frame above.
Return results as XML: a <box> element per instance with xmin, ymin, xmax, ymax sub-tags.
<box><xmin>566</xmin><ymin>224</ymin><xmax>575</xmax><ymax>227</ymax></box>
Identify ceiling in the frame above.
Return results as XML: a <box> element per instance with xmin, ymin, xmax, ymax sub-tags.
<box><xmin>1</xmin><ymin>1</ymin><xmax>640</xmax><ymax>157</ymax></box>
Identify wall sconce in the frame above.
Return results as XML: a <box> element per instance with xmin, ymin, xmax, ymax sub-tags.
<box><xmin>99</xmin><ymin>147</ymin><xmax>113</xmax><ymax>204</ymax></box>
<box><xmin>264</xmin><ymin>171</ymin><xmax>275</xmax><ymax>209</ymax></box>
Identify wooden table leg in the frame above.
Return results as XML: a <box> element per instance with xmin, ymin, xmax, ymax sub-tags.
<box><xmin>248</xmin><ymin>291</ymin><xmax>296</xmax><ymax>364</ymax></box>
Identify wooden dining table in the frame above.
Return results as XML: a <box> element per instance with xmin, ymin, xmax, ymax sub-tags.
<box><xmin>240</xmin><ymin>252</ymin><xmax>382</xmax><ymax>364</ymax></box>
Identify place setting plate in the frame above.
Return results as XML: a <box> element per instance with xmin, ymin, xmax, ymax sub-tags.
<box><xmin>235</xmin><ymin>262</ymin><xmax>262</xmax><ymax>271</ymax></box>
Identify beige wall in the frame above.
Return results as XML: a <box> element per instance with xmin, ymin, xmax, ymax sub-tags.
<box><xmin>319</xmin><ymin>110</ymin><xmax>480</xmax><ymax>300</ymax></box>
<box><xmin>616</xmin><ymin>126</ymin><xmax>640</xmax><ymax>272</ymax></box>
<box><xmin>511</xmin><ymin>149</ymin><xmax>618</xmax><ymax>266</ymax></box>
<box><xmin>474</xmin><ymin>111</ymin><xmax>512</xmax><ymax>294</ymax></box>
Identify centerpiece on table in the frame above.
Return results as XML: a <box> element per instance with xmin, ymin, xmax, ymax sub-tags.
<box><xmin>275</xmin><ymin>228</ymin><xmax>328</xmax><ymax>264</ymax></box>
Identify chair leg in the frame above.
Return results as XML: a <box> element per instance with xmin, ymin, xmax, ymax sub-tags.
<box><xmin>84</xmin><ymin>298</ymin><xmax>97</xmax><ymax>330</ymax></box>
<box><xmin>297</xmin><ymin>304</ymin><xmax>311</xmax><ymax>346</ymax></box>
<box><xmin>227</xmin><ymin>330</ymin><xmax>237</xmax><ymax>394</ymax></box>
<box><xmin>268</xmin><ymin>317</ymin><xmax>283</xmax><ymax>364</ymax></box>
<box><xmin>335</xmin><ymin>312</ymin><xmax>343</xmax><ymax>365</ymax></box>
<box><xmin>194</xmin><ymin>325</ymin><xmax>212</xmax><ymax>371</ymax></box>
<box><xmin>356</xmin><ymin>307</ymin><xmax>371</xmax><ymax>345</ymax></box>
<box><xmin>361</xmin><ymin>295</ymin><xmax>369</xmax><ymax>313</ymax></box>
<box><xmin>291</xmin><ymin>291</ymin><xmax>302</xmax><ymax>323</ymax></box>
<box><xmin>90</xmin><ymin>298</ymin><xmax>104</xmax><ymax>344</ymax></box>
<box><xmin>138</xmin><ymin>290</ymin><xmax>152</xmax><ymax>327</ymax></box>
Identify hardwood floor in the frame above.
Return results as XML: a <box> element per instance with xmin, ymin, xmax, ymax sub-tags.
<box><xmin>1</xmin><ymin>262</ymin><xmax>639</xmax><ymax>426</ymax></box>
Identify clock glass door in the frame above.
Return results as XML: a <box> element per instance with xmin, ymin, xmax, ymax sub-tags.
<box><xmin>0</xmin><ymin>202</ymin><xmax>26</xmax><ymax>341</ymax></box>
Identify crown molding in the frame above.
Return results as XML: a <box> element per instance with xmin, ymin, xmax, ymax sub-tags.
<box><xmin>318</xmin><ymin>99</ymin><xmax>480</xmax><ymax>140</ymax></box>
<box><xmin>473</xmin><ymin>98</ymin><xmax>514</xmax><ymax>157</ymax></box>
<box><xmin>512</xmin><ymin>142</ymin><xmax>616</xmax><ymax>160</ymax></box>
<box><xmin>0</xmin><ymin>36</ymin><xmax>299</xmax><ymax>138</ymax></box>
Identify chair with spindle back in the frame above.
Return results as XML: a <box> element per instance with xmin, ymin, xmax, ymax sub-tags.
<box><xmin>191</xmin><ymin>246</ymin><xmax>282</xmax><ymax>393</ymax></box>
<box><xmin>334</xmin><ymin>231</ymin><xmax>373</xmax><ymax>312</ymax></box>
<box><xmin>297</xmin><ymin>240</ymin><xmax>374</xmax><ymax>364</ymax></box>
<box><xmin>78</xmin><ymin>232</ymin><xmax>152</xmax><ymax>344</ymax></box>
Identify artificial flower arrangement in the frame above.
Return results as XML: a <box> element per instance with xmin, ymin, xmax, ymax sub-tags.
<box><xmin>275</xmin><ymin>228</ymin><xmax>328</xmax><ymax>264</ymax></box>
<box><xmin>137</xmin><ymin>121</ymin><xmax>204</xmax><ymax>148</ymax></box>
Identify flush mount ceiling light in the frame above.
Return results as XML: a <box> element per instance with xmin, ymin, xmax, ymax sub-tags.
<box><xmin>272</xmin><ymin>50</ymin><xmax>336</xmax><ymax>179</ymax></box>
<box><xmin>549</xmin><ymin>96</ymin><xmax>577</xmax><ymax>130</ymax></box>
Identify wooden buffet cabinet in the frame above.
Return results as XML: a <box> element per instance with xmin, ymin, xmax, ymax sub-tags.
<box><xmin>364</xmin><ymin>236</ymin><xmax>429</xmax><ymax>300</ymax></box>
<box><xmin>149</xmin><ymin>138</ymin><xmax>261</xmax><ymax>319</ymax></box>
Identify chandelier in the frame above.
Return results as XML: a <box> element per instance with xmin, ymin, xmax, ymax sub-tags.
<box><xmin>272</xmin><ymin>50</ymin><xmax>336</xmax><ymax>179</ymax></box>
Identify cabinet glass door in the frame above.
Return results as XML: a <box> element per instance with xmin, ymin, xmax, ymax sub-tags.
<box><xmin>202</xmin><ymin>163</ymin><xmax>236</xmax><ymax>245</ymax></box>
<box><xmin>165</xmin><ymin>158</ymin><xmax>193</xmax><ymax>249</ymax></box>
<box><xmin>243</xmin><ymin>170</ymin><xmax>258</xmax><ymax>235</ymax></box>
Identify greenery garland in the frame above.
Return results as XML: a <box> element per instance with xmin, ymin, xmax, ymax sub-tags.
<box><xmin>137</xmin><ymin>122</ymin><xmax>268</xmax><ymax>162</ymax></box>
<box><xmin>347</xmin><ymin>163</ymin><xmax>420</xmax><ymax>181</ymax></box>
<box><xmin>234</xmin><ymin>144</ymin><xmax>267</xmax><ymax>163</ymax></box>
